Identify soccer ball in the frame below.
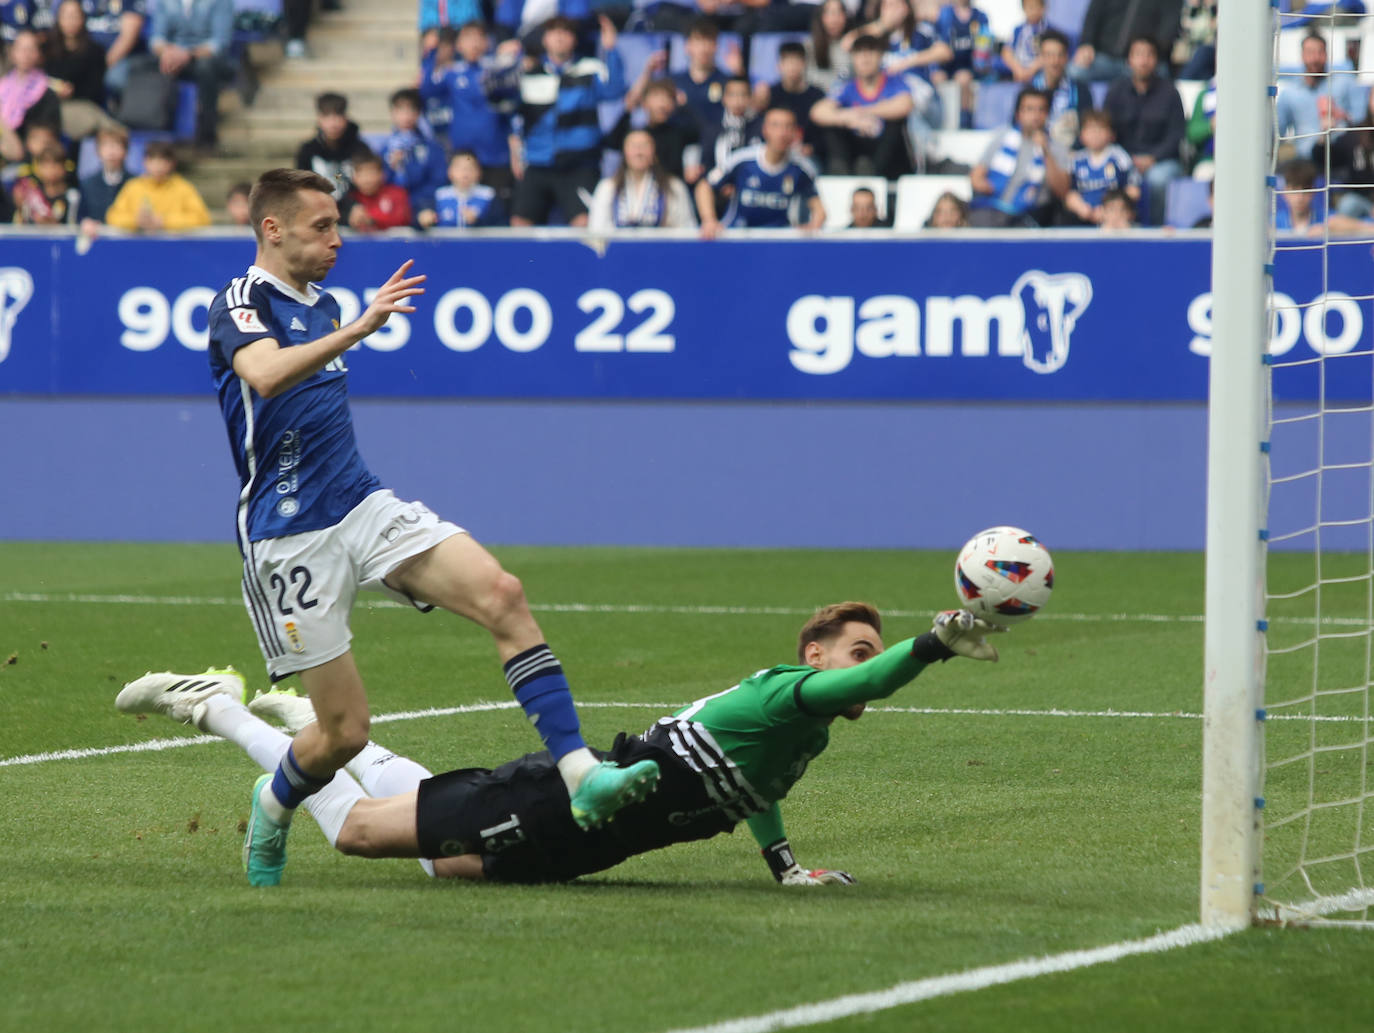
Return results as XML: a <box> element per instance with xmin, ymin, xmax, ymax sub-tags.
<box><xmin>954</xmin><ymin>526</ymin><xmax>1054</xmax><ymax>626</ymax></box>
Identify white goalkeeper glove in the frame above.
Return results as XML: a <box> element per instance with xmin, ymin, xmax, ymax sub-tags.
<box><xmin>762</xmin><ymin>838</ymin><xmax>857</xmax><ymax>886</ymax></box>
<box><xmin>932</xmin><ymin>609</ymin><xmax>1004</xmax><ymax>662</ymax></box>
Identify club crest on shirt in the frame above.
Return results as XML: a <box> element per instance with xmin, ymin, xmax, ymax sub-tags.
<box><xmin>709</xmin><ymin>82</ymin><xmax>722</xmax><ymax>103</ymax></box>
<box><xmin>230</xmin><ymin>307</ymin><xmax>267</xmax><ymax>333</ymax></box>
<box><xmin>782</xmin><ymin>176</ymin><xmax>793</xmax><ymax>194</ymax></box>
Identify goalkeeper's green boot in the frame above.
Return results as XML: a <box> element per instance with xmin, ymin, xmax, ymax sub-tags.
<box><xmin>243</xmin><ymin>774</ymin><xmax>291</xmax><ymax>887</ymax></box>
<box><xmin>569</xmin><ymin>759</ymin><xmax>661</xmax><ymax>830</ymax></box>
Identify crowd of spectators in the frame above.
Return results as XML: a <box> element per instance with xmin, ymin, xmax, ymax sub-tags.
<box><xmin>259</xmin><ymin>0</ymin><xmax>1225</xmax><ymax>234</ymax></box>
<box><xmin>4</xmin><ymin>0</ymin><xmax>1370</xmax><ymax>235</ymax></box>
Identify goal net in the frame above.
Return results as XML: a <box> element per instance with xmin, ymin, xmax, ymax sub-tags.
<box><xmin>1246</xmin><ymin>6</ymin><xmax>1374</xmax><ymax>927</ymax></box>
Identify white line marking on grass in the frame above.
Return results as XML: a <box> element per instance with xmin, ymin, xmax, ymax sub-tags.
<box><xmin>655</xmin><ymin>923</ymin><xmax>1235</xmax><ymax>1033</ymax></box>
<box><xmin>3</xmin><ymin>702</ymin><xmax>1363</xmax><ymax>769</ymax></box>
<box><xmin>6</xmin><ymin>590</ymin><xmax>1372</xmax><ymax>628</ymax></box>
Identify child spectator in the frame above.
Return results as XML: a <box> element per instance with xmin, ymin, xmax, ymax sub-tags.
<box><xmin>672</xmin><ymin>18</ymin><xmax>741</xmax><ymax>129</ymax></box>
<box><xmin>3</xmin><ymin>122</ymin><xmax>63</xmax><ymax>191</ymax></box>
<box><xmin>224</xmin><ymin>180</ymin><xmax>251</xmax><ymax>226</ymax></box>
<box><xmin>419</xmin><ymin>26</ymin><xmax>458</xmax><ymax>142</ymax></box>
<box><xmin>608</xmin><ymin>77</ymin><xmax>703</xmax><ymax>184</ymax></box>
<box><xmin>1030</xmin><ymin>29</ymin><xmax>1087</xmax><ymax>149</ymax></box>
<box><xmin>421</xmin><ymin>21</ymin><xmax>513</xmax><ymax>195</ymax></box>
<box><xmin>1103</xmin><ymin>35</ymin><xmax>1184</xmax><ymax>225</ymax></box>
<box><xmin>104</xmin><ymin>139</ymin><xmax>211</xmax><ymax>231</ymax></box>
<box><xmin>1063</xmin><ymin>109</ymin><xmax>1139</xmax><ymax>224</ymax></box>
<box><xmin>932</xmin><ymin>0</ymin><xmax>991</xmax><ymax>129</ymax></box>
<box><xmin>696</xmin><ymin>107</ymin><xmax>824</xmax><ymax>236</ymax></box>
<box><xmin>76</xmin><ymin>124</ymin><xmax>130</xmax><ymax>229</ymax></box>
<box><xmin>1275</xmin><ymin>159</ymin><xmax>1324</xmax><ymax>235</ymax></box>
<box><xmin>700</xmin><ymin>76</ymin><xmax>761</xmax><ymax>175</ymax></box>
<box><xmin>0</xmin><ymin>29</ymin><xmax>61</xmax><ymax>161</ymax></box>
<box><xmin>296</xmin><ymin>92</ymin><xmax>362</xmax><ymax>200</ymax></box>
<box><xmin>418</xmin><ymin>150</ymin><xmax>506</xmax><ymax>228</ymax></box>
<box><xmin>588</xmin><ymin>130</ymin><xmax>695</xmax><ymax>231</ymax></box>
<box><xmin>1001</xmin><ymin>0</ymin><xmax>1048</xmax><ymax>83</ymax></box>
<box><xmin>925</xmin><ymin>189</ymin><xmax>969</xmax><ymax>227</ymax></box>
<box><xmin>1097</xmin><ymin>187</ymin><xmax>1135</xmax><ymax>230</ymax></box>
<box><xmin>345</xmin><ymin>148</ymin><xmax>413</xmax><ymax>232</ymax></box>
<box><xmin>808</xmin><ymin>0</ymin><xmax>854</xmax><ymax>93</ymax></box>
<box><xmin>847</xmin><ymin>186</ymin><xmax>887</xmax><ymax>228</ymax></box>
<box><xmin>758</xmin><ymin>42</ymin><xmax>827</xmax><ymax>160</ymax></box>
<box><xmin>44</xmin><ymin>0</ymin><xmax>124</xmax><ymax>140</ymax></box>
<box><xmin>969</xmin><ymin>86</ymin><xmax>1070</xmax><ymax>227</ymax></box>
<box><xmin>810</xmin><ymin>34</ymin><xmax>915</xmax><ymax>179</ymax></box>
<box><xmin>10</xmin><ymin>143</ymin><xmax>79</xmax><ymax>224</ymax></box>
<box><xmin>381</xmin><ymin>88</ymin><xmax>448</xmax><ymax>210</ymax></box>
<box><xmin>497</xmin><ymin>15</ymin><xmax>625</xmax><ymax>227</ymax></box>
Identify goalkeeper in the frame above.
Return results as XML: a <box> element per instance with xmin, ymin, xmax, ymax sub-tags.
<box><xmin>116</xmin><ymin>603</ymin><xmax>1000</xmax><ymax>885</ymax></box>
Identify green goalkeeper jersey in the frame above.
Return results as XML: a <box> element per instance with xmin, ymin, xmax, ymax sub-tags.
<box><xmin>658</xmin><ymin>638</ymin><xmax>930</xmax><ymax>821</ymax></box>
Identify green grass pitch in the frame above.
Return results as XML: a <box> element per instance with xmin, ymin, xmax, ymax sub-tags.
<box><xmin>2</xmin><ymin>543</ymin><xmax>1372</xmax><ymax>1032</ymax></box>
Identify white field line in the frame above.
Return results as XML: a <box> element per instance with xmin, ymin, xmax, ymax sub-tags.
<box><xmin>3</xmin><ymin>701</ymin><xmax>1362</xmax><ymax>771</ymax></box>
<box><xmin>655</xmin><ymin>923</ymin><xmax>1235</xmax><ymax>1033</ymax></box>
<box><xmin>3</xmin><ymin>590</ymin><xmax>1371</xmax><ymax>627</ymax></box>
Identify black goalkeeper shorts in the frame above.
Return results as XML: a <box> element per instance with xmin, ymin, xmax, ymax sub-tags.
<box><xmin>414</xmin><ymin>731</ymin><xmax>738</xmax><ymax>883</ymax></box>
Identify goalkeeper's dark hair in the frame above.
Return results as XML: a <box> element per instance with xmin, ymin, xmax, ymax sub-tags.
<box><xmin>797</xmin><ymin>602</ymin><xmax>882</xmax><ymax>662</ymax></box>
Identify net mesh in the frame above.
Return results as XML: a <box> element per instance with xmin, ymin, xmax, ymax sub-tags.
<box><xmin>1261</xmin><ymin>6</ymin><xmax>1374</xmax><ymax>925</ymax></box>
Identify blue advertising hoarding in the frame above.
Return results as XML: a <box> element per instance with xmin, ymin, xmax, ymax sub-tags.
<box><xmin>1</xmin><ymin>233</ymin><xmax>1366</xmax><ymax>401</ymax></box>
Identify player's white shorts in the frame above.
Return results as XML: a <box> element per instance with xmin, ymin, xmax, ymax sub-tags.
<box><xmin>241</xmin><ymin>489</ymin><xmax>465</xmax><ymax>680</ymax></box>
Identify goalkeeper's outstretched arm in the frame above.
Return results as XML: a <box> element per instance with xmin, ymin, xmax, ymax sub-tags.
<box><xmin>796</xmin><ymin>610</ymin><xmax>1002</xmax><ymax>717</ymax></box>
<box><xmin>746</xmin><ymin>805</ymin><xmax>856</xmax><ymax>887</ymax></box>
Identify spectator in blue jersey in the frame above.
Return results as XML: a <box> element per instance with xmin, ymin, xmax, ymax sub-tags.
<box><xmin>756</xmin><ymin>42</ymin><xmax>827</xmax><ymax>161</ymax></box>
<box><xmin>931</xmin><ymin>0</ymin><xmax>991</xmax><ymax>129</ymax></box>
<box><xmin>419</xmin><ymin>27</ymin><xmax>457</xmax><ymax>141</ymax></box>
<box><xmin>296</xmin><ymin>92</ymin><xmax>362</xmax><ymax>201</ymax></box>
<box><xmin>1031</xmin><ymin>29</ymin><xmax>1086</xmax><ymax>149</ymax></box>
<box><xmin>499</xmin><ymin>14</ymin><xmax>625</xmax><ymax>227</ymax></box>
<box><xmin>195</xmin><ymin>168</ymin><xmax>661</xmax><ymax>888</ymax></box>
<box><xmin>496</xmin><ymin>0</ymin><xmax>589</xmax><ymax>47</ymax></box>
<box><xmin>1001</xmin><ymin>0</ymin><xmax>1047</xmax><ymax>82</ymax></box>
<box><xmin>417</xmin><ymin>149</ymin><xmax>507</xmax><ymax>228</ymax></box>
<box><xmin>848</xmin><ymin>0</ymin><xmax>945</xmax><ymax>167</ymax></box>
<box><xmin>1274</xmin><ymin>159</ymin><xmax>1324</xmax><ymax>236</ymax></box>
<box><xmin>1062</xmin><ymin>108</ymin><xmax>1139</xmax><ymax>225</ymax></box>
<box><xmin>671</xmin><ymin>18</ymin><xmax>742</xmax><ymax>129</ymax></box>
<box><xmin>700</xmin><ymin>76</ymin><xmax>760</xmax><ymax>175</ymax></box>
<box><xmin>420</xmin><ymin>0</ymin><xmax>482</xmax><ymax>50</ymax></box>
<box><xmin>968</xmin><ymin>86</ymin><xmax>1070</xmax><ymax>227</ymax></box>
<box><xmin>810</xmin><ymin>34</ymin><xmax>915</xmax><ymax>179</ymax></box>
<box><xmin>1070</xmin><ymin>0</ymin><xmax>1182</xmax><ymax>85</ymax></box>
<box><xmin>1103</xmin><ymin>35</ymin><xmax>1183</xmax><ymax>225</ymax></box>
<box><xmin>76</xmin><ymin>123</ymin><xmax>128</xmax><ymax>231</ymax></box>
<box><xmin>380</xmin><ymin>88</ymin><xmax>448</xmax><ymax>212</ymax></box>
<box><xmin>146</xmin><ymin>0</ymin><xmax>234</xmax><ymax>149</ymax></box>
<box><xmin>696</xmin><ymin>106</ymin><xmax>824</xmax><ymax>236</ymax></box>
<box><xmin>420</xmin><ymin>22</ymin><xmax>519</xmax><ymax>199</ymax></box>
<box><xmin>1277</xmin><ymin>32</ymin><xmax>1363</xmax><ymax>162</ymax></box>
<box><xmin>588</xmin><ymin>129</ymin><xmax>696</xmax><ymax>231</ymax></box>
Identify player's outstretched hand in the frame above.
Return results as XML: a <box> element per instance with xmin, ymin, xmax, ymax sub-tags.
<box><xmin>780</xmin><ymin>867</ymin><xmax>857</xmax><ymax>886</ymax></box>
<box><xmin>358</xmin><ymin>259</ymin><xmax>427</xmax><ymax>335</ymax></box>
<box><xmin>933</xmin><ymin>609</ymin><xmax>1004</xmax><ymax>662</ymax></box>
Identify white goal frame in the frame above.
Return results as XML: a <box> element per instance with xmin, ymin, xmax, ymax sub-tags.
<box><xmin>1200</xmin><ymin>5</ymin><xmax>1272</xmax><ymax>929</ymax></box>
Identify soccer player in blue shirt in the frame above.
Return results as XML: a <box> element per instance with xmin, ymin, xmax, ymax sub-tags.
<box><xmin>810</xmin><ymin>34</ymin><xmax>915</xmax><ymax>180</ymax></box>
<box><xmin>204</xmin><ymin>169</ymin><xmax>660</xmax><ymax>886</ymax></box>
<box><xmin>696</xmin><ymin>106</ymin><xmax>824</xmax><ymax>236</ymax></box>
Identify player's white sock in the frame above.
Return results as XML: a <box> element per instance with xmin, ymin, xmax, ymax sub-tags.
<box><xmin>301</xmin><ymin>773</ymin><xmax>365</xmax><ymax>848</ymax></box>
<box><xmin>198</xmin><ymin>694</ymin><xmax>291</xmax><ymax>773</ymax></box>
<box><xmin>344</xmin><ymin>742</ymin><xmax>438</xmax><ymax>877</ymax></box>
<box><xmin>346</xmin><ymin>741</ymin><xmax>434</xmax><ymax>798</ymax></box>
<box><xmin>555</xmin><ymin>747</ymin><xmax>599</xmax><ymax>794</ymax></box>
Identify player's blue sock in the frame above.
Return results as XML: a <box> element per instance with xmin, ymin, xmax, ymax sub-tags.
<box><xmin>503</xmin><ymin>644</ymin><xmax>586</xmax><ymax>760</ymax></box>
<box><xmin>268</xmin><ymin>744</ymin><xmax>332</xmax><ymax>811</ymax></box>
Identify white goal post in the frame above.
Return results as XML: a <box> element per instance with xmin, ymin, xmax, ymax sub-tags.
<box><xmin>1200</xmin><ymin>2</ymin><xmax>1272</xmax><ymax>931</ymax></box>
